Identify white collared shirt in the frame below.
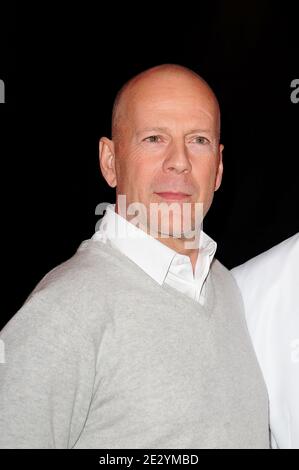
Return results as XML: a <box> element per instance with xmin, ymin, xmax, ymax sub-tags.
<box><xmin>92</xmin><ymin>203</ymin><xmax>217</xmax><ymax>305</ymax></box>
<box><xmin>232</xmin><ymin>233</ymin><xmax>299</xmax><ymax>449</ymax></box>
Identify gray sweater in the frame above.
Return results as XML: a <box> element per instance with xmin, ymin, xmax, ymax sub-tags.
<box><xmin>0</xmin><ymin>238</ymin><xmax>270</xmax><ymax>448</ymax></box>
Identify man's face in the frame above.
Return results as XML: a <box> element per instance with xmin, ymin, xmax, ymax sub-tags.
<box><xmin>104</xmin><ymin>74</ymin><xmax>223</xmax><ymax>242</ymax></box>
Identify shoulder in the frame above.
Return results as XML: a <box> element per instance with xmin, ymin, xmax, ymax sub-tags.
<box><xmin>2</xmin><ymin>238</ymin><xmax>125</xmax><ymax>342</ymax></box>
<box><xmin>230</xmin><ymin>233</ymin><xmax>299</xmax><ymax>334</ymax></box>
<box><xmin>212</xmin><ymin>257</ymin><xmax>243</xmax><ymax>293</ymax></box>
<box><xmin>231</xmin><ymin>233</ymin><xmax>299</xmax><ymax>292</ymax></box>
<box><xmin>210</xmin><ymin>257</ymin><xmax>245</xmax><ymax>309</ymax></box>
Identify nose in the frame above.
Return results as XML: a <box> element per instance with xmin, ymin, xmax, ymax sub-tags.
<box><xmin>162</xmin><ymin>140</ymin><xmax>192</xmax><ymax>175</ymax></box>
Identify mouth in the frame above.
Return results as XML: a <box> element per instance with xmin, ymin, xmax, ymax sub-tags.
<box><xmin>154</xmin><ymin>192</ymin><xmax>192</xmax><ymax>201</ymax></box>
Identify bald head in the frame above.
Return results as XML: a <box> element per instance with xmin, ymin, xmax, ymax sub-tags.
<box><xmin>111</xmin><ymin>64</ymin><xmax>221</xmax><ymax>143</ymax></box>
<box><xmin>99</xmin><ymin>62</ymin><xmax>224</xmax><ymax>251</ymax></box>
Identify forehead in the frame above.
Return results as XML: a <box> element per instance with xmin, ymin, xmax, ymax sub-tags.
<box><xmin>125</xmin><ymin>79</ymin><xmax>219</xmax><ymax>131</ymax></box>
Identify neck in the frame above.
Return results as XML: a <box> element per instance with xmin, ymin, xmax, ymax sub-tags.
<box><xmin>115</xmin><ymin>201</ymin><xmax>200</xmax><ymax>276</ymax></box>
<box><xmin>155</xmin><ymin>234</ymin><xmax>199</xmax><ymax>276</ymax></box>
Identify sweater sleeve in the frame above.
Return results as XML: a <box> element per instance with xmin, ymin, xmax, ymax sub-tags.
<box><xmin>0</xmin><ymin>295</ymin><xmax>96</xmax><ymax>449</ymax></box>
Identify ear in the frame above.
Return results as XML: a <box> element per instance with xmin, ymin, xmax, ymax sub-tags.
<box><xmin>99</xmin><ymin>137</ymin><xmax>117</xmax><ymax>188</ymax></box>
<box><xmin>214</xmin><ymin>143</ymin><xmax>224</xmax><ymax>192</ymax></box>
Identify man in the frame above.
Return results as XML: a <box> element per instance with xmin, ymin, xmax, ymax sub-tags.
<box><xmin>231</xmin><ymin>233</ymin><xmax>299</xmax><ymax>449</ymax></box>
<box><xmin>0</xmin><ymin>64</ymin><xmax>270</xmax><ymax>448</ymax></box>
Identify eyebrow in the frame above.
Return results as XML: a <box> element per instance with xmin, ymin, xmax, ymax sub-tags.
<box><xmin>187</xmin><ymin>128</ymin><xmax>212</xmax><ymax>135</ymax></box>
<box><xmin>136</xmin><ymin>127</ymin><xmax>171</xmax><ymax>134</ymax></box>
<box><xmin>136</xmin><ymin>127</ymin><xmax>212</xmax><ymax>135</ymax></box>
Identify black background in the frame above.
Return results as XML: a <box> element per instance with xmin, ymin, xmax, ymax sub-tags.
<box><xmin>1</xmin><ymin>1</ymin><xmax>298</xmax><ymax>328</ymax></box>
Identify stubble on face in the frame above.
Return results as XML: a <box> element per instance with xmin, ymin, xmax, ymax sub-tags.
<box><xmin>110</xmin><ymin>64</ymin><xmax>222</xmax><ymax>256</ymax></box>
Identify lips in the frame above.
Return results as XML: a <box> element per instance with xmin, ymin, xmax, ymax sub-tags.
<box><xmin>155</xmin><ymin>192</ymin><xmax>191</xmax><ymax>201</ymax></box>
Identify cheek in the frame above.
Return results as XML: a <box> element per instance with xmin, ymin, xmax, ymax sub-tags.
<box><xmin>115</xmin><ymin>145</ymin><xmax>141</xmax><ymax>184</ymax></box>
<box><xmin>120</xmin><ymin>157</ymin><xmax>156</xmax><ymax>198</ymax></box>
<box><xmin>194</xmin><ymin>158</ymin><xmax>218</xmax><ymax>190</ymax></box>
<box><xmin>130</xmin><ymin>147</ymin><xmax>158</xmax><ymax>182</ymax></box>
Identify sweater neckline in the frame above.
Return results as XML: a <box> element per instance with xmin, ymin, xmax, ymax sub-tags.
<box><xmin>82</xmin><ymin>237</ymin><xmax>216</xmax><ymax>317</ymax></box>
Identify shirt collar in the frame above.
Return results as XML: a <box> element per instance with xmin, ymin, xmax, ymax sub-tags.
<box><xmin>93</xmin><ymin>203</ymin><xmax>217</xmax><ymax>285</ymax></box>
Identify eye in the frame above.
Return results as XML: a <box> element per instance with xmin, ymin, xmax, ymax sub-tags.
<box><xmin>143</xmin><ymin>135</ymin><xmax>161</xmax><ymax>143</ymax></box>
<box><xmin>192</xmin><ymin>136</ymin><xmax>210</xmax><ymax>145</ymax></box>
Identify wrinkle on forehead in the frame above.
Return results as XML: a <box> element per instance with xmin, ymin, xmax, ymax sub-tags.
<box><xmin>112</xmin><ymin>64</ymin><xmax>221</xmax><ymax>143</ymax></box>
